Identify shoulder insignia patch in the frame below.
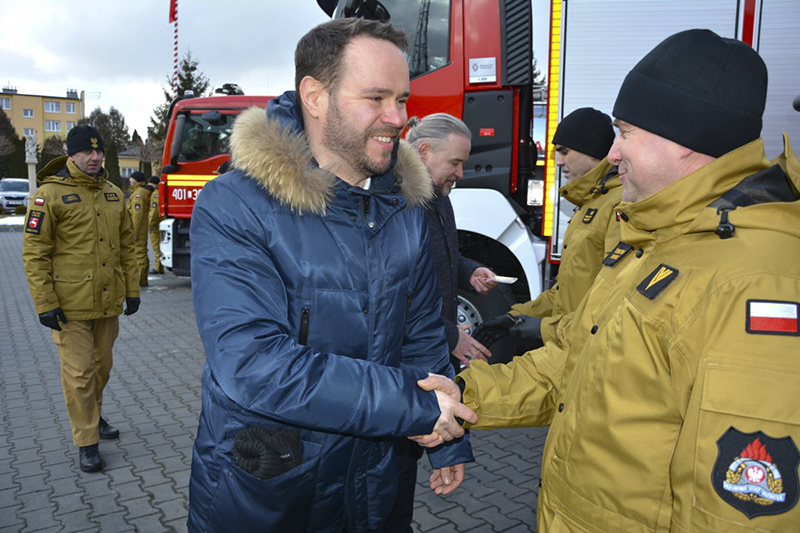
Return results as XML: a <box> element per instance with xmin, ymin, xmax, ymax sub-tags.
<box><xmin>152</xmin><ymin>202</ymin><xmax>157</xmax><ymax>209</ymax></box>
<box><xmin>135</xmin><ymin>204</ymin><xmax>141</xmax><ymax>210</ymax></box>
<box><xmin>602</xmin><ymin>242</ymin><xmax>633</xmax><ymax>267</ymax></box>
<box><xmin>582</xmin><ymin>208</ymin><xmax>598</xmax><ymax>224</ymax></box>
<box><xmin>713</xmin><ymin>427</ymin><xmax>799</xmax><ymax>518</ymax></box>
<box><xmin>25</xmin><ymin>210</ymin><xmax>44</xmax><ymax>234</ymax></box>
<box><xmin>637</xmin><ymin>263</ymin><xmax>679</xmax><ymax>299</ymax></box>
<box><xmin>62</xmin><ymin>194</ymin><xmax>81</xmax><ymax>204</ymax></box>
<box><xmin>34</xmin><ymin>197</ymin><xmax>45</xmax><ymax>206</ymax></box>
<box><xmin>105</xmin><ymin>192</ymin><xmax>120</xmax><ymax>202</ymax></box>
<box><xmin>746</xmin><ymin>300</ymin><xmax>799</xmax><ymax>336</ymax></box>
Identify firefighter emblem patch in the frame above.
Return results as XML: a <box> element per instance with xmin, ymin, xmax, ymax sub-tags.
<box><xmin>582</xmin><ymin>208</ymin><xmax>598</xmax><ymax>224</ymax></box>
<box><xmin>25</xmin><ymin>210</ymin><xmax>44</xmax><ymax>235</ymax></box>
<box><xmin>713</xmin><ymin>427</ymin><xmax>799</xmax><ymax>518</ymax></box>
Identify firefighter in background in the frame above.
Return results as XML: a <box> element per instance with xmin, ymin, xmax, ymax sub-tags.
<box><xmin>475</xmin><ymin>107</ymin><xmax>619</xmax><ymax>354</ymax></box>
<box><xmin>147</xmin><ymin>176</ymin><xmax>164</xmax><ymax>275</ymax></box>
<box><xmin>127</xmin><ymin>171</ymin><xmax>153</xmax><ymax>286</ymax></box>
<box><xmin>22</xmin><ymin>125</ymin><xmax>140</xmax><ymax>473</ymax></box>
<box><xmin>418</xmin><ymin>29</ymin><xmax>800</xmax><ymax>530</ymax></box>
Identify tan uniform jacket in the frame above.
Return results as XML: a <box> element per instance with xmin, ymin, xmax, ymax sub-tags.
<box><xmin>511</xmin><ymin>159</ymin><xmax>622</xmax><ymax>344</ymax></box>
<box><xmin>149</xmin><ymin>189</ymin><xmax>165</xmax><ymax>231</ymax></box>
<box><xmin>127</xmin><ymin>182</ymin><xmax>152</xmax><ymax>244</ymax></box>
<box><xmin>459</xmin><ymin>137</ymin><xmax>800</xmax><ymax>531</ymax></box>
<box><xmin>22</xmin><ymin>156</ymin><xmax>140</xmax><ymax>319</ymax></box>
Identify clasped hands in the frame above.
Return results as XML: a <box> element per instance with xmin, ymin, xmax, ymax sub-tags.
<box><xmin>408</xmin><ymin>374</ymin><xmax>478</xmax><ymax>495</ymax></box>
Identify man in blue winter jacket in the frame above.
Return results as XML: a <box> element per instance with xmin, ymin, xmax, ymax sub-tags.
<box><xmin>186</xmin><ymin>18</ymin><xmax>477</xmax><ymax>532</ymax></box>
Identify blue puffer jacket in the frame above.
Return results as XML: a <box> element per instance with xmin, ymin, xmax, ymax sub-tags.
<box><xmin>187</xmin><ymin>92</ymin><xmax>474</xmax><ymax>532</ymax></box>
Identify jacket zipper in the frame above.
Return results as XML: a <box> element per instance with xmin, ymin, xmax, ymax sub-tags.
<box><xmin>299</xmin><ymin>307</ymin><xmax>310</xmax><ymax>345</ymax></box>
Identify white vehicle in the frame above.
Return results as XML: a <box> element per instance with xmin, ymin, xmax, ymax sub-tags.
<box><xmin>0</xmin><ymin>178</ymin><xmax>30</xmax><ymax>214</ymax></box>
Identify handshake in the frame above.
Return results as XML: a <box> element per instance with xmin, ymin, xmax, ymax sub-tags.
<box><xmin>409</xmin><ymin>374</ymin><xmax>478</xmax><ymax>448</ymax></box>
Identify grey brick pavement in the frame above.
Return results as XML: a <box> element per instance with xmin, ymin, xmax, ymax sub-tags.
<box><xmin>0</xmin><ymin>227</ymin><xmax>547</xmax><ymax>532</ymax></box>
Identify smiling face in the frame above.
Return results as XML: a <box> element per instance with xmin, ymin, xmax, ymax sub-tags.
<box><xmin>69</xmin><ymin>148</ymin><xmax>104</xmax><ymax>176</ymax></box>
<box><xmin>608</xmin><ymin>120</ymin><xmax>690</xmax><ymax>202</ymax></box>
<box><xmin>419</xmin><ymin>133</ymin><xmax>471</xmax><ymax>196</ymax></box>
<box><xmin>317</xmin><ymin>36</ymin><xmax>410</xmax><ymax>184</ymax></box>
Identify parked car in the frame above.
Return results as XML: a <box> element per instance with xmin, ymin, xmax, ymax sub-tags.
<box><xmin>0</xmin><ymin>178</ymin><xmax>30</xmax><ymax>214</ymax></box>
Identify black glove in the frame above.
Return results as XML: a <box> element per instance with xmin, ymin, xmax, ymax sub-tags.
<box><xmin>124</xmin><ymin>297</ymin><xmax>140</xmax><ymax>316</ymax></box>
<box><xmin>471</xmin><ymin>314</ymin><xmax>517</xmax><ymax>347</ymax></box>
<box><xmin>232</xmin><ymin>427</ymin><xmax>302</xmax><ymax>479</ymax></box>
<box><xmin>509</xmin><ymin>315</ymin><xmax>543</xmax><ymax>352</ymax></box>
<box><xmin>39</xmin><ymin>307</ymin><xmax>67</xmax><ymax>331</ymax></box>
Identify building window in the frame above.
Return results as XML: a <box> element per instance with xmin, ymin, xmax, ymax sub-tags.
<box><xmin>44</xmin><ymin>101</ymin><xmax>61</xmax><ymax>113</ymax></box>
<box><xmin>24</xmin><ymin>128</ymin><xmax>35</xmax><ymax>137</ymax></box>
<box><xmin>0</xmin><ymin>97</ymin><xmax>9</xmax><ymax>109</ymax></box>
<box><xmin>66</xmin><ymin>102</ymin><xmax>76</xmax><ymax>114</ymax></box>
<box><xmin>66</xmin><ymin>121</ymin><xmax>76</xmax><ymax>132</ymax></box>
<box><xmin>23</xmin><ymin>108</ymin><xmax>34</xmax><ymax>118</ymax></box>
<box><xmin>121</xmin><ymin>167</ymin><xmax>137</xmax><ymax>178</ymax></box>
<box><xmin>45</xmin><ymin>120</ymin><xmax>61</xmax><ymax>132</ymax></box>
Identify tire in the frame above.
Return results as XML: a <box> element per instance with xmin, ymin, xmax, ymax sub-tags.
<box><xmin>456</xmin><ymin>284</ymin><xmax>518</xmax><ymax>366</ymax></box>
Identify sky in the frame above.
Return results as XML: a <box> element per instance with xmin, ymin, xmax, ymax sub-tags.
<box><xmin>1</xmin><ymin>0</ymin><xmax>549</xmax><ymax>139</ymax></box>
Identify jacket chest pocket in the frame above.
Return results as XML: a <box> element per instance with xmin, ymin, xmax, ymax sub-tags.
<box><xmin>693</xmin><ymin>360</ymin><xmax>800</xmax><ymax>528</ymax></box>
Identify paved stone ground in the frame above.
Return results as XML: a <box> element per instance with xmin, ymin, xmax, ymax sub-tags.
<box><xmin>0</xmin><ymin>226</ymin><xmax>547</xmax><ymax>532</ymax></box>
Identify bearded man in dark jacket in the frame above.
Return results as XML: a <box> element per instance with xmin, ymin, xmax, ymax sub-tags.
<box><xmin>186</xmin><ymin>18</ymin><xmax>476</xmax><ymax>532</ymax></box>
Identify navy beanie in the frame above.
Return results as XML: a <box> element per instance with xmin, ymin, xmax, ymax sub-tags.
<box><xmin>552</xmin><ymin>108</ymin><xmax>615</xmax><ymax>160</ymax></box>
<box><xmin>613</xmin><ymin>29</ymin><xmax>767</xmax><ymax>157</ymax></box>
<box><xmin>130</xmin><ymin>171</ymin><xmax>146</xmax><ymax>182</ymax></box>
<box><xmin>66</xmin><ymin>125</ymin><xmax>105</xmax><ymax>156</ymax></box>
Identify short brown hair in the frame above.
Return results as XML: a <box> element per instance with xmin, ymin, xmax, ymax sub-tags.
<box><xmin>294</xmin><ymin>18</ymin><xmax>408</xmax><ymax>96</ymax></box>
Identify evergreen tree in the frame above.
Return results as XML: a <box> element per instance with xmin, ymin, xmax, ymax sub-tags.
<box><xmin>141</xmin><ymin>161</ymin><xmax>153</xmax><ymax>177</ymax></box>
<box><xmin>150</xmin><ymin>51</ymin><xmax>212</xmax><ymax>142</ymax></box>
<box><xmin>131</xmin><ymin>129</ymin><xmax>143</xmax><ymax>146</ymax></box>
<box><xmin>104</xmin><ymin>140</ymin><xmax>124</xmax><ymax>190</ymax></box>
<box><xmin>0</xmin><ymin>109</ymin><xmax>27</xmax><ymax>178</ymax></box>
<box><xmin>37</xmin><ymin>135</ymin><xmax>66</xmax><ymax>172</ymax></box>
<box><xmin>79</xmin><ymin>107</ymin><xmax>131</xmax><ymax>151</ymax></box>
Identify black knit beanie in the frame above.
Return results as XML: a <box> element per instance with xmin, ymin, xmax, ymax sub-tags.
<box><xmin>551</xmin><ymin>108</ymin><xmax>615</xmax><ymax>160</ymax></box>
<box><xmin>148</xmin><ymin>176</ymin><xmax>160</xmax><ymax>185</ymax></box>
<box><xmin>613</xmin><ymin>29</ymin><xmax>767</xmax><ymax>157</ymax></box>
<box><xmin>66</xmin><ymin>125</ymin><xmax>105</xmax><ymax>156</ymax></box>
<box><xmin>130</xmin><ymin>171</ymin><xmax>146</xmax><ymax>182</ymax></box>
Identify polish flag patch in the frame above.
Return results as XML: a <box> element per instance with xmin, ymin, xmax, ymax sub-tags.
<box><xmin>746</xmin><ymin>300</ymin><xmax>799</xmax><ymax>336</ymax></box>
<box><xmin>34</xmin><ymin>197</ymin><xmax>45</xmax><ymax>206</ymax></box>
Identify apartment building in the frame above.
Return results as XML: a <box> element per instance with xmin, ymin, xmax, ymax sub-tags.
<box><xmin>1</xmin><ymin>86</ymin><xmax>85</xmax><ymax>141</ymax></box>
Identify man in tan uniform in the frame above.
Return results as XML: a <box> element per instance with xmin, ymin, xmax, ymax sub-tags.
<box><xmin>147</xmin><ymin>176</ymin><xmax>165</xmax><ymax>275</ymax></box>
<box><xmin>22</xmin><ymin>125</ymin><xmax>140</xmax><ymax>472</ymax></box>
<box><xmin>475</xmin><ymin>108</ymin><xmax>619</xmax><ymax>352</ymax></box>
<box><xmin>417</xmin><ymin>29</ymin><xmax>800</xmax><ymax>530</ymax></box>
<box><xmin>127</xmin><ymin>171</ymin><xmax>152</xmax><ymax>286</ymax></box>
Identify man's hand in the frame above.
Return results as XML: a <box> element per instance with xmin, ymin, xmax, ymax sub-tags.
<box><xmin>408</xmin><ymin>374</ymin><xmax>477</xmax><ymax>447</ymax></box>
<box><xmin>470</xmin><ymin>267</ymin><xmax>498</xmax><ymax>294</ymax></box>
<box><xmin>452</xmin><ymin>324</ymin><xmax>491</xmax><ymax>367</ymax></box>
<box><xmin>124</xmin><ymin>297</ymin><xmax>141</xmax><ymax>316</ymax></box>
<box><xmin>430</xmin><ymin>463</ymin><xmax>466</xmax><ymax>495</ymax></box>
<box><xmin>39</xmin><ymin>307</ymin><xmax>67</xmax><ymax>331</ymax></box>
<box><xmin>509</xmin><ymin>315</ymin><xmax>543</xmax><ymax>351</ymax></box>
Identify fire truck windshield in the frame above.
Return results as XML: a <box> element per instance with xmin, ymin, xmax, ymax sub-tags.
<box><xmin>339</xmin><ymin>0</ymin><xmax>451</xmax><ymax>79</ymax></box>
<box><xmin>177</xmin><ymin>112</ymin><xmax>234</xmax><ymax>162</ymax></box>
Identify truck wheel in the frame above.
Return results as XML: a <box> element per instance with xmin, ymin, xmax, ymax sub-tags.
<box><xmin>456</xmin><ymin>285</ymin><xmax>517</xmax><ymax>366</ymax></box>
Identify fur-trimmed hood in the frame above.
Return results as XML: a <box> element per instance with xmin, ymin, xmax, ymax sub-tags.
<box><xmin>229</xmin><ymin>92</ymin><xmax>433</xmax><ymax>215</ymax></box>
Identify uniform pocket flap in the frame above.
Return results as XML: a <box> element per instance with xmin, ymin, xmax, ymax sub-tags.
<box><xmin>702</xmin><ymin>362</ymin><xmax>800</xmax><ymax>426</ymax></box>
<box><xmin>53</xmin><ymin>268</ymin><xmax>93</xmax><ymax>282</ymax></box>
